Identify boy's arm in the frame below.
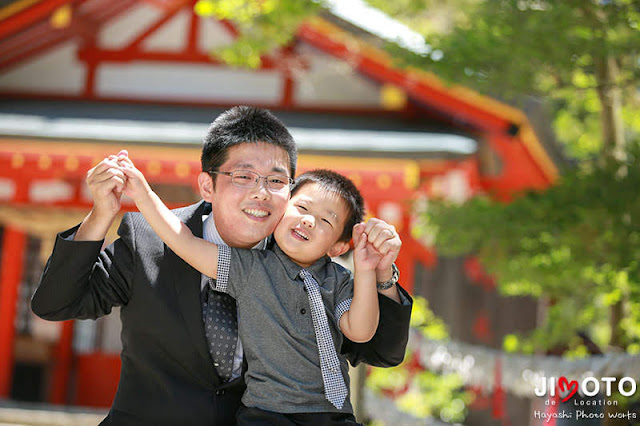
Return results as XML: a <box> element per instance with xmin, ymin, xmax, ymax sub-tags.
<box><xmin>120</xmin><ymin>157</ymin><xmax>219</xmax><ymax>279</ymax></box>
<box><xmin>340</xmin><ymin>218</ymin><xmax>411</xmax><ymax>366</ymax></box>
<box><xmin>366</xmin><ymin>218</ymin><xmax>403</xmax><ymax>303</ymax></box>
<box><xmin>339</xmin><ymin>224</ymin><xmax>380</xmax><ymax>343</ymax></box>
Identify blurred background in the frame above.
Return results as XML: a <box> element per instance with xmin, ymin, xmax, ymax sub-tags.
<box><xmin>1</xmin><ymin>0</ymin><xmax>639</xmax><ymax>425</ymax></box>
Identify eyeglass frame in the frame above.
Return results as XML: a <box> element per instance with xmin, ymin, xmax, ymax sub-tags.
<box><xmin>207</xmin><ymin>169</ymin><xmax>294</xmax><ymax>192</ymax></box>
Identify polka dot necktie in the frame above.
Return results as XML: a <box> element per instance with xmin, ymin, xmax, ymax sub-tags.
<box><xmin>202</xmin><ymin>279</ymin><xmax>238</xmax><ymax>382</ymax></box>
<box><xmin>299</xmin><ymin>269</ymin><xmax>348</xmax><ymax>409</ymax></box>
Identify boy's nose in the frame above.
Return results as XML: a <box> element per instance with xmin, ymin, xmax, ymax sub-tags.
<box><xmin>301</xmin><ymin>215</ymin><xmax>315</xmax><ymax>228</ymax></box>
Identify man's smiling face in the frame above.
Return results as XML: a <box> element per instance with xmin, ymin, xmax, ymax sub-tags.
<box><xmin>207</xmin><ymin>142</ymin><xmax>291</xmax><ymax>248</ymax></box>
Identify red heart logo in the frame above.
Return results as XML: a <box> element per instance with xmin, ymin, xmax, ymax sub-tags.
<box><xmin>557</xmin><ymin>376</ymin><xmax>578</xmax><ymax>402</ymax></box>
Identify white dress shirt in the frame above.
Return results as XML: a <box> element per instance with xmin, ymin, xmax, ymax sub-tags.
<box><xmin>200</xmin><ymin>212</ymin><xmax>267</xmax><ymax>380</ymax></box>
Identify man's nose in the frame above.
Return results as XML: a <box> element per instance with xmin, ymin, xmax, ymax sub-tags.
<box><xmin>249</xmin><ymin>178</ymin><xmax>271</xmax><ymax>199</ymax></box>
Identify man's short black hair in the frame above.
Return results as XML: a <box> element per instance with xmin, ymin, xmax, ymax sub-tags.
<box><xmin>201</xmin><ymin>106</ymin><xmax>297</xmax><ymax>182</ymax></box>
<box><xmin>291</xmin><ymin>170</ymin><xmax>365</xmax><ymax>243</ymax></box>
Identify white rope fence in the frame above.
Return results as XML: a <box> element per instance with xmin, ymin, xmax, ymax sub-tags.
<box><xmin>409</xmin><ymin>329</ymin><xmax>640</xmax><ymax>397</ymax></box>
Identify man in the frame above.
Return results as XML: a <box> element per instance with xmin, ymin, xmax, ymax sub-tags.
<box><xmin>32</xmin><ymin>106</ymin><xmax>412</xmax><ymax>425</ymax></box>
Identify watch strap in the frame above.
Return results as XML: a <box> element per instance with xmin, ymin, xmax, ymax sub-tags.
<box><xmin>376</xmin><ymin>263</ymin><xmax>399</xmax><ymax>290</ymax></box>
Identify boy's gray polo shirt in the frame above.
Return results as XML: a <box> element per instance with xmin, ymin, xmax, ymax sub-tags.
<box><xmin>215</xmin><ymin>244</ymin><xmax>354</xmax><ymax>414</ymax></box>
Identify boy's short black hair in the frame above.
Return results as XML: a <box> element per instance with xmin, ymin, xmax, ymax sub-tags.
<box><xmin>291</xmin><ymin>170</ymin><xmax>365</xmax><ymax>243</ymax></box>
<box><xmin>201</xmin><ymin>106</ymin><xmax>297</xmax><ymax>182</ymax></box>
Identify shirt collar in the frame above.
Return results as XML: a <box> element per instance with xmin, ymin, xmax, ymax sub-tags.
<box><xmin>271</xmin><ymin>243</ymin><xmax>330</xmax><ymax>283</ymax></box>
<box><xmin>202</xmin><ymin>212</ymin><xmax>267</xmax><ymax>250</ymax></box>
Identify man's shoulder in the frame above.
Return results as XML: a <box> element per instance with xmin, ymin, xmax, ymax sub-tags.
<box><xmin>121</xmin><ymin>201</ymin><xmax>206</xmax><ymax>236</ymax></box>
<box><xmin>125</xmin><ymin>200</ymin><xmax>205</xmax><ymax>220</ymax></box>
<box><xmin>171</xmin><ymin>201</ymin><xmax>209</xmax><ymax>220</ymax></box>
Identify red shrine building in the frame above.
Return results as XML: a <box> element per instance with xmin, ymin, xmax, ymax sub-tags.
<box><xmin>0</xmin><ymin>0</ymin><xmax>557</xmax><ymax>418</ymax></box>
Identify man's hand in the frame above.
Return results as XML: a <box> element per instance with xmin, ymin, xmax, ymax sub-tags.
<box><xmin>75</xmin><ymin>150</ymin><xmax>128</xmax><ymax>241</ymax></box>
<box><xmin>86</xmin><ymin>150</ymin><xmax>129</xmax><ymax>219</ymax></box>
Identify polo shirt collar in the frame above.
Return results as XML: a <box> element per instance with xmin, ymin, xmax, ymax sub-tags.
<box><xmin>271</xmin><ymin>244</ymin><xmax>330</xmax><ymax>283</ymax></box>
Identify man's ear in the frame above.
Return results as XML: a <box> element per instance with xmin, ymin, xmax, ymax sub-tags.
<box><xmin>327</xmin><ymin>241</ymin><xmax>350</xmax><ymax>258</ymax></box>
<box><xmin>198</xmin><ymin>172</ymin><xmax>214</xmax><ymax>202</ymax></box>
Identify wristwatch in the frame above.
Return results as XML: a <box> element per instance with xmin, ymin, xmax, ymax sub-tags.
<box><xmin>376</xmin><ymin>263</ymin><xmax>399</xmax><ymax>290</ymax></box>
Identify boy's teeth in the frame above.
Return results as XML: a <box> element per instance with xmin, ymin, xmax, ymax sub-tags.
<box><xmin>293</xmin><ymin>229</ymin><xmax>308</xmax><ymax>240</ymax></box>
<box><xmin>244</xmin><ymin>209</ymin><xmax>268</xmax><ymax>218</ymax></box>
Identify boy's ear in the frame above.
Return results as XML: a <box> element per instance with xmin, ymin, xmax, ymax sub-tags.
<box><xmin>198</xmin><ymin>172</ymin><xmax>214</xmax><ymax>202</ymax></box>
<box><xmin>327</xmin><ymin>241</ymin><xmax>350</xmax><ymax>258</ymax></box>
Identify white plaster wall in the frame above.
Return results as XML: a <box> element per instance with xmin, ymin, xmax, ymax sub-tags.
<box><xmin>143</xmin><ymin>8</ymin><xmax>190</xmax><ymax>52</ymax></box>
<box><xmin>96</xmin><ymin>63</ymin><xmax>282</xmax><ymax>103</ymax></box>
<box><xmin>0</xmin><ymin>6</ymin><xmax>383</xmax><ymax>108</ymax></box>
<box><xmin>293</xmin><ymin>43</ymin><xmax>381</xmax><ymax>107</ymax></box>
<box><xmin>0</xmin><ymin>42</ymin><xmax>86</xmax><ymax>94</ymax></box>
<box><xmin>98</xmin><ymin>3</ymin><xmax>163</xmax><ymax>49</ymax></box>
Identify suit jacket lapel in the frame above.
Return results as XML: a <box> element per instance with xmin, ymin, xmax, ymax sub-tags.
<box><xmin>172</xmin><ymin>201</ymin><xmax>221</xmax><ymax>386</ymax></box>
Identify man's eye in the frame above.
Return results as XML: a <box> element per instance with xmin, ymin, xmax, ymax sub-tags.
<box><xmin>269</xmin><ymin>176</ymin><xmax>288</xmax><ymax>185</ymax></box>
<box><xmin>235</xmin><ymin>174</ymin><xmax>254</xmax><ymax>181</ymax></box>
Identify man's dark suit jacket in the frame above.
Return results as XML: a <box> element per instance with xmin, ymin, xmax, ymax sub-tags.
<box><xmin>31</xmin><ymin>201</ymin><xmax>412</xmax><ymax>425</ymax></box>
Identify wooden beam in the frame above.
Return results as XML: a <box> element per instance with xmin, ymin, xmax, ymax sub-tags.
<box><xmin>0</xmin><ymin>0</ymin><xmax>134</xmax><ymax>71</ymax></box>
<box><xmin>122</xmin><ymin>0</ymin><xmax>189</xmax><ymax>51</ymax></box>
<box><xmin>0</xmin><ymin>0</ymin><xmax>73</xmax><ymax>40</ymax></box>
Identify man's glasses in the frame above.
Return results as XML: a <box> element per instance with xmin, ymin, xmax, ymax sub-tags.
<box><xmin>208</xmin><ymin>170</ymin><xmax>293</xmax><ymax>192</ymax></box>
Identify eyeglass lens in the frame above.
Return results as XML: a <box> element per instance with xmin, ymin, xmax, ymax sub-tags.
<box><xmin>231</xmin><ymin>171</ymin><xmax>290</xmax><ymax>191</ymax></box>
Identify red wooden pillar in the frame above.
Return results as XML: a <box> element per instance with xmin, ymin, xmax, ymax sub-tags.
<box><xmin>49</xmin><ymin>320</ymin><xmax>74</xmax><ymax>404</ymax></box>
<box><xmin>0</xmin><ymin>226</ymin><xmax>27</xmax><ymax>397</ymax></box>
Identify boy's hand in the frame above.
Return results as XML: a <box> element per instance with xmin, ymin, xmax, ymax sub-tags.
<box><xmin>363</xmin><ymin>218</ymin><xmax>402</xmax><ymax>282</ymax></box>
<box><xmin>352</xmin><ymin>222</ymin><xmax>384</xmax><ymax>272</ymax></box>
<box><xmin>118</xmin><ymin>155</ymin><xmax>152</xmax><ymax>204</ymax></box>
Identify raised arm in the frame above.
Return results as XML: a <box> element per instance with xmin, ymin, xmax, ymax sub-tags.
<box><xmin>31</xmin><ymin>151</ymin><xmax>135</xmax><ymax>321</ymax></box>
<box><xmin>340</xmin><ymin>218</ymin><xmax>411</xmax><ymax>367</ymax></box>
<box><xmin>120</xmin><ymin>156</ymin><xmax>219</xmax><ymax>279</ymax></box>
<box><xmin>338</xmin><ymin>223</ymin><xmax>380</xmax><ymax>343</ymax></box>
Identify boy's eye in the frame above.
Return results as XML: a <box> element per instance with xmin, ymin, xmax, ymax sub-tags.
<box><xmin>322</xmin><ymin>218</ymin><xmax>333</xmax><ymax>227</ymax></box>
<box><xmin>296</xmin><ymin>205</ymin><xmax>307</xmax><ymax>211</ymax></box>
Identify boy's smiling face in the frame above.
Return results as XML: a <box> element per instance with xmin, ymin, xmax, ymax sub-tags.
<box><xmin>274</xmin><ymin>183</ymin><xmax>350</xmax><ymax>268</ymax></box>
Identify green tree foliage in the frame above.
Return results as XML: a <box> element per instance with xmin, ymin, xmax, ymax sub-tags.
<box><xmin>194</xmin><ymin>0</ymin><xmax>322</xmax><ymax>67</ymax></box>
<box><xmin>420</xmin><ymin>142</ymin><xmax>640</xmax><ymax>353</ymax></box>
<box><xmin>196</xmin><ymin>1</ymin><xmax>640</xmax><ymax>159</ymax></box>
<box><xmin>367</xmin><ymin>0</ymin><xmax>640</xmax><ymax>159</ymax></box>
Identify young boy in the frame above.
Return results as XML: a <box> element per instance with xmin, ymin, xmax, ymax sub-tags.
<box><xmin>120</xmin><ymin>157</ymin><xmax>397</xmax><ymax>424</ymax></box>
